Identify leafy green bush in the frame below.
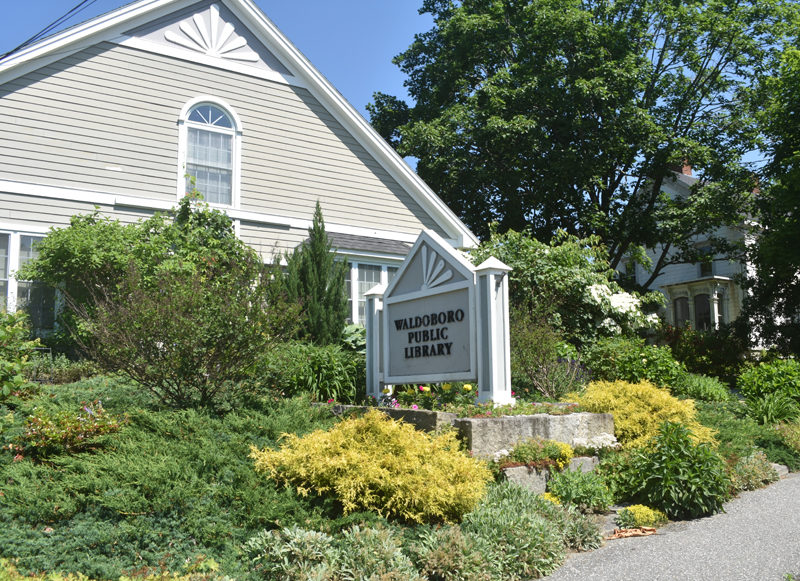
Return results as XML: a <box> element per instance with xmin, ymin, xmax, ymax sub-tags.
<box><xmin>671</xmin><ymin>373</ymin><xmax>732</xmax><ymax>402</ymax></box>
<box><xmin>24</xmin><ymin>353</ymin><xmax>100</xmax><ymax>385</ymax></box>
<box><xmin>509</xmin><ymin>307</ymin><xmax>589</xmax><ymax>400</ymax></box>
<box><xmin>257</xmin><ymin>341</ymin><xmax>365</xmax><ymax>404</ymax></box>
<box><xmin>615</xmin><ymin>505</ymin><xmax>668</xmax><ymax>529</ymax></box>
<box><xmin>251</xmin><ymin>410</ymin><xmax>493</xmax><ymax>524</ymax></box>
<box><xmin>546</xmin><ymin>469</ymin><xmax>612</xmax><ymax>513</ymax></box>
<box><xmin>661</xmin><ymin>324</ymin><xmax>746</xmax><ymax>382</ymax></box>
<box><xmin>583</xmin><ymin>336</ymin><xmax>686</xmax><ymax>389</ymax></box>
<box><xmin>596</xmin><ymin>449</ymin><xmax>643</xmax><ymax>503</ymax></box>
<box><xmin>738</xmin><ymin>359</ymin><xmax>800</xmax><ymax>404</ymax></box>
<box><xmin>635</xmin><ymin>422</ymin><xmax>731</xmax><ymax>520</ymax></box>
<box><xmin>729</xmin><ymin>451</ymin><xmax>779</xmax><ymax>492</ymax></box>
<box><xmin>408</xmin><ymin>526</ymin><xmax>491</xmax><ymax>581</ymax></box>
<box><xmin>12</xmin><ymin>400</ymin><xmax>128</xmax><ymax>458</ymax></box>
<box><xmin>570</xmin><ymin>380</ymin><xmax>715</xmax><ymax>448</ymax></box>
<box><xmin>0</xmin><ymin>311</ymin><xmax>40</xmax><ymax>404</ymax></box>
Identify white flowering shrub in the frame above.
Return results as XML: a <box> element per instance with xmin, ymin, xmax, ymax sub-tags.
<box><xmin>472</xmin><ymin>228</ymin><xmax>662</xmax><ymax>346</ymax></box>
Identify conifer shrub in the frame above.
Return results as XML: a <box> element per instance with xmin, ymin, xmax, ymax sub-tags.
<box><xmin>614</xmin><ymin>505</ymin><xmax>668</xmax><ymax>529</ymax></box>
<box><xmin>250</xmin><ymin>410</ymin><xmax>492</xmax><ymax>524</ymax></box>
<box><xmin>569</xmin><ymin>380</ymin><xmax>715</xmax><ymax>448</ymax></box>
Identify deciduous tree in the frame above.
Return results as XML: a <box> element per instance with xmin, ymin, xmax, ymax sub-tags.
<box><xmin>370</xmin><ymin>0</ymin><xmax>794</xmax><ymax>285</ymax></box>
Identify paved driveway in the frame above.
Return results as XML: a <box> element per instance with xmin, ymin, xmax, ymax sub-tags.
<box><xmin>547</xmin><ymin>473</ymin><xmax>800</xmax><ymax>581</ymax></box>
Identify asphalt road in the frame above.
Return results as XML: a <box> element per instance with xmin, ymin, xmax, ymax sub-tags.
<box><xmin>547</xmin><ymin>473</ymin><xmax>800</xmax><ymax>581</ymax></box>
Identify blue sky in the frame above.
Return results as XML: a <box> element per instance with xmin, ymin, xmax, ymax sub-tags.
<box><xmin>1</xmin><ymin>0</ymin><xmax>431</xmax><ymax>118</ymax></box>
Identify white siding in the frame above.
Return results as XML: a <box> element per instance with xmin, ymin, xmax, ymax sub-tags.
<box><xmin>0</xmin><ymin>42</ymin><xmax>444</xmax><ymax>237</ymax></box>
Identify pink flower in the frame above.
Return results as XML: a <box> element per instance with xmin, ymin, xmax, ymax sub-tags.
<box><xmin>511</xmin><ymin>391</ymin><xmax>516</xmax><ymax>396</ymax></box>
<box><xmin>419</xmin><ymin>385</ymin><xmax>424</xmax><ymax>391</ymax></box>
<box><xmin>411</xmin><ymin>404</ymin><xmax>419</xmax><ymax>410</ymax></box>
<box><xmin>327</xmin><ymin>399</ymin><xmax>334</xmax><ymax>404</ymax></box>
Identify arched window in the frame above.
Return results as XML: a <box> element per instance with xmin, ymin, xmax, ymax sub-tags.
<box><xmin>178</xmin><ymin>98</ymin><xmax>242</xmax><ymax>207</ymax></box>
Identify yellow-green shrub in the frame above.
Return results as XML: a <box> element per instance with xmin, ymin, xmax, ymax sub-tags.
<box><xmin>250</xmin><ymin>409</ymin><xmax>492</xmax><ymax>524</ymax></box>
<box><xmin>568</xmin><ymin>380</ymin><xmax>715</xmax><ymax>448</ymax></box>
<box><xmin>615</xmin><ymin>505</ymin><xmax>668</xmax><ymax>529</ymax></box>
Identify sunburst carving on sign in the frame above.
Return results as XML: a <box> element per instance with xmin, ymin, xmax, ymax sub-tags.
<box><xmin>164</xmin><ymin>4</ymin><xmax>259</xmax><ymax>62</ymax></box>
<box><xmin>421</xmin><ymin>245</ymin><xmax>453</xmax><ymax>290</ymax></box>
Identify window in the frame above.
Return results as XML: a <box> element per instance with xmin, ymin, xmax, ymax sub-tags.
<box><xmin>697</xmin><ymin>244</ymin><xmax>713</xmax><ymax>277</ymax></box>
<box><xmin>694</xmin><ymin>294</ymin><xmax>711</xmax><ymax>330</ymax></box>
<box><xmin>0</xmin><ymin>233</ymin><xmax>56</xmax><ymax>332</ymax></box>
<box><xmin>346</xmin><ymin>263</ymin><xmax>401</xmax><ymax>324</ymax></box>
<box><xmin>357</xmin><ymin>265</ymin><xmax>382</xmax><ymax>324</ymax></box>
<box><xmin>16</xmin><ymin>236</ymin><xmax>55</xmax><ymax>330</ymax></box>
<box><xmin>178</xmin><ymin>98</ymin><xmax>241</xmax><ymax>207</ymax></box>
<box><xmin>620</xmin><ymin>261</ymin><xmax>636</xmax><ymax>286</ymax></box>
<box><xmin>0</xmin><ymin>234</ymin><xmax>8</xmax><ymax>312</ymax></box>
<box><xmin>673</xmin><ymin>297</ymin><xmax>689</xmax><ymax>328</ymax></box>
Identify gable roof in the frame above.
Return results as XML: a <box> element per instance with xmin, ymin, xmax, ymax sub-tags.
<box><xmin>0</xmin><ymin>0</ymin><xmax>478</xmax><ymax>248</ymax></box>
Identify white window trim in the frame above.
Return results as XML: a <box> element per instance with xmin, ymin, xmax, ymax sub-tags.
<box><xmin>176</xmin><ymin>96</ymin><xmax>243</xmax><ymax>209</ymax></box>
<box><xmin>0</xmin><ymin>230</ymin><xmax>50</xmax><ymax>315</ymax></box>
<box><xmin>348</xmin><ymin>261</ymin><xmax>400</xmax><ymax>324</ymax></box>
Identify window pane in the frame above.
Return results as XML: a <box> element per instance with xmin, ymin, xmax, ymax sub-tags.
<box><xmin>0</xmin><ymin>233</ymin><xmax>8</xmax><ymax>280</ymax></box>
<box><xmin>18</xmin><ymin>236</ymin><xmax>55</xmax><ymax>330</ymax></box>
<box><xmin>187</xmin><ymin>128</ymin><xmax>233</xmax><ymax>205</ymax></box>
<box><xmin>674</xmin><ymin>297</ymin><xmax>689</xmax><ymax>328</ymax></box>
<box><xmin>19</xmin><ymin>235</ymin><xmax>42</xmax><ymax>267</ymax></box>
<box><xmin>694</xmin><ymin>294</ymin><xmax>711</xmax><ymax>330</ymax></box>
<box><xmin>387</xmin><ymin>266</ymin><xmax>399</xmax><ymax>282</ymax></box>
<box><xmin>17</xmin><ymin>281</ymin><xmax>55</xmax><ymax>330</ymax></box>
<box><xmin>0</xmin><ymin>281</ymin><xmax>6</xmax><ymax>312</ymax></box>
<box><xmin>188</xmin><ymin>105</ymin><xmax>233</xmax><ymax>128</ymax></box>
<box><xmin>357</xmin><ymin>265</ymin><xmax>382</xmax><ymax>324</ymax></box>
<box><xmin>345</xmin><ymin>268</ymin><xmax>353</xmax><ymax>323</ymax></box>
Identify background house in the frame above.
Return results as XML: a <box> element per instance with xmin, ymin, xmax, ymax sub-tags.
<box><xmin>0</xmin><ymin>0</ymin><xmax>476</xmax><ymax>333</ymax></box>
<box><xmin>622</xmin><ymin>166</ymin><xmax>746</xmax><ymax>331</ymax></box>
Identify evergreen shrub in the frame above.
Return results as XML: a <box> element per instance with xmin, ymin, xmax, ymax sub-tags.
<box><xmin>569</xmin><ymin>380</ymin><xmax>715</xmax><ymax>448</ymax></box>
<box><xmin>250</xmin><ymin>410</ymin><xmax>492</xmax><ymax>524</ymax></box>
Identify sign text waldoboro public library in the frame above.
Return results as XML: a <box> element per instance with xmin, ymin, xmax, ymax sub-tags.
<box><xmin>364</xmin><ymin>230</ymin><xmax>514</xmax><ymax>404</ymax></box>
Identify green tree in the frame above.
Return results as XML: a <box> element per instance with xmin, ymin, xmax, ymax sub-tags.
<box><xmin>370</xmin><ymin>0</ymin><xmax>794</xmax><ymax>284</ymax></box>
<box><xmin>744</xmin><ymin>47</ymin><xmax>800</xmax><ymax>355</ymax></box>
<box><xmin>283</xmin><ymin>202</ymin><xmax>349</xmax><ymax>345</ymax></box>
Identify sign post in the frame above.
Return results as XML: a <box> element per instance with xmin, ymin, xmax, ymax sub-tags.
<box><xmin>365</xmin><ymin>230</ymin><xmax>513</xmax><ymax>404</ymax></box>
